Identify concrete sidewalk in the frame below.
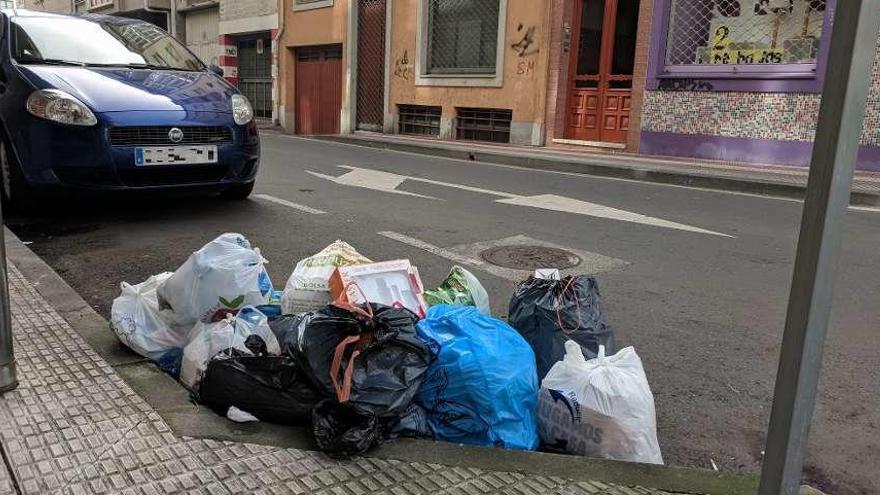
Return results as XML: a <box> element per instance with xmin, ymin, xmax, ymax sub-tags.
<box><xmin>313</xmin><ymin>133</ymin><xmax>880</xmax><ymax>206</ymax></box>
<box><xmin>0</xmin><ymin>230</ymin><xmax>820</xmax><ymax>495</ymax></box>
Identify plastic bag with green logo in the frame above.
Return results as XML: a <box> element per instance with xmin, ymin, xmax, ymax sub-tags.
<box><xmin>424</xmin><ymin>266</ymin><xmax>491</xmax><ymax>315</ymax></box>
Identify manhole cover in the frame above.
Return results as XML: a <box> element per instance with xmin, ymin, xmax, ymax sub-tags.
<box><xmin>480</xmin><ymin>245</ymin><xmax>581</xmax><ymax>270</ymax></box>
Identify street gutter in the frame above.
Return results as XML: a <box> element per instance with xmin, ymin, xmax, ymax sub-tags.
<box><xmin>4</xmin><ymin>226</ymin><xmax>770</xmax><ymax>495</ymax></box>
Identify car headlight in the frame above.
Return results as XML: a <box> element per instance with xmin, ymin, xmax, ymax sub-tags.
<box><xmin>26</xmin><ymin>89</ymin><xmax>97</xmax><ymax>126</ymax></box>
<box><xmin>231</xmin><ymin>94</ymin><xmax>254</xmax><ymax>126</ymax></box>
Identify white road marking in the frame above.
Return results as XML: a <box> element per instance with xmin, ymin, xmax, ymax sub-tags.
<box><xmin>272</xmin><ymin>135</ymin><xmax>880</xmax><ymax>211</ymax></box>
<box><xmin>497</xmin><ymin>194</ymin><xmax>733</xmax><ymax>237</ymax></box>
<box><xmin>307</xmin><ymin>168</ymin><xmax>439</xmax><ymax>199</ymax></box>
<box><xmin>254</xmin><ymin>194</ymin><xmax>327</xmax><ymax>215</ymax></box>
<box><xmin>316</xmin><ymin>166</ymin><xmax>730</xmax><ymax>237</ymax></box>
<box><xmin>378</xmin><ymin>231</ymin><xmax>521</xmax><ymax>281</ymax></box>
<box><xmin>379</xmin><ymin>231</ymin><xmax>628</xmax><ymax>281</ymax></box>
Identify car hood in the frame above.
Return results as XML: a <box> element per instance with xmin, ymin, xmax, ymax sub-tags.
<box><xmin>19</xmin><ymin>66</ymin><xmax>235</xmax><ymax>113</ymax></box>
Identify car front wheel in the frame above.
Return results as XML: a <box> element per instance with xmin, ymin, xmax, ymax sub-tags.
<box><xmin>0</xmin><ymin>139</ymin><xmax>35</xmax><ymax>212</ymax></box>
<box><xmin>220</xmin><ymin>182</ymin><xmax>254</xmax><ymax>200</ymax></box>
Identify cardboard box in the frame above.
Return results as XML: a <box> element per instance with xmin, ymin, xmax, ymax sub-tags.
<box><xmin>329</xmin><ymin>260</ymin><xmax>427</xmax><ymax>317</ymax></box>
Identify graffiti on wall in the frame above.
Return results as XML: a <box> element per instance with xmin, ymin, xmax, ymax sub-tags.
<box><xmin>657</xmin><ymin>78</ymin><xmax>715</xmax><ymax>92</ymax></box>
<box><xmin>394</xmin><ymin>50</ymin><xmax>411</xmax><ymax>81</ymax></box>
<box><xmin>511</xmin><ymin>23</ymin><xmax>539</xmax><ymax>58</ymax></box>
<box><xmin>517</xmin><ymin>60</ymin><xmax>536</xmax><ymax>76</ymax></box>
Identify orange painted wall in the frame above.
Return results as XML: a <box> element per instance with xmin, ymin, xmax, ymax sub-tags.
<box><xmin>388</xmin><ymin>0</ymin><xmax>551</xmax><ymax>127</ymax></box>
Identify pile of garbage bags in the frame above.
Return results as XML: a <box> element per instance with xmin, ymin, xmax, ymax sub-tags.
<box><xmin>111</xmin><ymin>234</ymin><xmax>662</xmax><ymax>464</ymax></box>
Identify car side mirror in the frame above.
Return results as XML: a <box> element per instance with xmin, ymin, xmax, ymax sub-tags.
<box><xmin>208</xmin><ymin>64</ymin><xmax>224</xmax><ymax>77</ymax></box>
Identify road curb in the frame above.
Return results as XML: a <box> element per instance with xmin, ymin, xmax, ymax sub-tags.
<box><xmin>310</xmin><ymin>135</ymin><xmax>880</xmax><ymax>207</ymax></box>
<box><xmin>5</xmin><ymin>227</ymin><xmax>790</xmax><ymax>495</ymax></box>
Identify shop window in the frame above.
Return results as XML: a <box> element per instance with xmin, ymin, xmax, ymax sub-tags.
<box><xmin>456</xmin><ymin>107</ymin><xmax>512</xmax><ymax>143</ymax></box>
<box><xmin>664</xmin><ymin>0</ymin><xmax>826</xmax><ymax>69</ymax></box>
<box><xmin>398</xmin><ymin>105</ymin><xmax>442</xmax><ymax>137</ymax></box>
<box><xmin>426</xmin><ymin>0</ymin><xmax>501</xmax><ymax>74</ymax></box>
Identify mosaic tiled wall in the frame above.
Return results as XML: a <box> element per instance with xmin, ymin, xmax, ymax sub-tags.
<box><xmin>641</xmin><ymin>33</ymin><xmax>880</xmax><ymax>146</ymax></box>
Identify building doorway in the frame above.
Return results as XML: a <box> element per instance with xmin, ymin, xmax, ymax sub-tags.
<box><xmin>238</xmin><ymin>35</ymin><xmax>273</xmax><ymax>120</ymax></box>
<box><xmin>565</xmin><ymin>0</ymin><xmax>640</xmax><ymax>144</ymax></box>
<box><xmin>356</xmin><ymin>0</ymin><xmax>387</xmax><ymax>132</ymax></box>
<box><xmin>294</xmin><ymin>45</ymin><xmax>343</xmax><ymax>135</ymax></box>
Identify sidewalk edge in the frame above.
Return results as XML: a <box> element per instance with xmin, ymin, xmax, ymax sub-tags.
<box><xmin>4</xmin><ymin>228</ymin><xmax>764</xmax><ymax>495</ymax></box>
<box><xmin>311</xmin><ymin>135</ymin><xmax>880</xmax><ymax>206</ymax></box>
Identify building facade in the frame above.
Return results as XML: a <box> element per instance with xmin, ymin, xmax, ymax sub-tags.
<box><xmin>177</xmin><ymin>0</ymin><xmax>279</xmax><ymax>121</ymax></box>
<box><xmin>276</xmin><ymin>0</ymin><xmax>880</xmax><ymax>171</ymax></box>
<box><xmin>639</xmin><ymin>0</ymin><xmax>880</xmax><ymax>170</ymax></box>
<box><xmin>277</xmin><ymin>0</ymin><xmax>553</xmax><ymax>144</ymax></box>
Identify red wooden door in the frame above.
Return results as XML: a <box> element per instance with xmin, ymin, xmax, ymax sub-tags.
<box><xmin>295</xmin><ymin>45</ymin><xmax>343</xmax><ymax>135</ymax></box>
<box><xmin>565</xmin><ymin>0</ymin><xmax>639</xmax><ymax>144</ymax></box>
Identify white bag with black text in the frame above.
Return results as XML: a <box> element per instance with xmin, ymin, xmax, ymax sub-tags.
<box><xmin>538</xmin><ymin>341</ymin><xmax>663</xmax><ymax>464</ymax></box>
<box><xmin>280</xmin><ymin>240</ymin><xmax>371</xmax><ymax>314</ymax></box>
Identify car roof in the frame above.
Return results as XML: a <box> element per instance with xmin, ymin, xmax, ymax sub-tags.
<box><xmin>1</xmin><ymin>8</ymin><xmax>147</xmax><ymax>26</ymax></box>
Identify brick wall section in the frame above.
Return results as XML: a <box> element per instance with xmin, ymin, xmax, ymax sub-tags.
<box><xmin>219</xmin><ymin>0</ymin><xmax>276</xmax><ymax>21</ymax></box>
<box><xmin>625</xmin><ymin>0</ymin><xmax>653</xmax><ymax>152</ymax></box>
<box><xmin>641</xmin><ymin>30</ymin><xmax>880</xmax><ymax>146</ymax></box>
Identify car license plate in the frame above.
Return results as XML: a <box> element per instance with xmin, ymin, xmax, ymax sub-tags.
<box><xmin>134</xmin><ymin>146</ymin><xmax>218</xmax><ymax>166</ymax></box>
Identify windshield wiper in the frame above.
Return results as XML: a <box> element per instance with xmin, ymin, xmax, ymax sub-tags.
<box><xmin>17</xmin><ymin>57</ymin><xmax>85</xmax><ymax>67</ymax></box>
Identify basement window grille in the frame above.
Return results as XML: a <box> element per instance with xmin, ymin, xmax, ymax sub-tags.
<box><xmin>455</xmin><ymin>107</ymin><xmax>512</xmax><ymax>143</ymax></box>
<box><xmin>398</xmin><ymin>105</ymin><xmax>442</xmax><ymax>137</ymax></box>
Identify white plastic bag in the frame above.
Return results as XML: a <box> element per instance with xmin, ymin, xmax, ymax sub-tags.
<box><xmin>179</xmin><ymin>308</ymin><xmax>281</xmax><ymax>392</ymax></box>
<box><xmin>538</xmin><ymin>341</ymin><xmax>663</xmax><ymax>464</ymax></box>
<box><xmin>281</xmin><ymin>240</ymin><xmax>371</xmax><ymax>313</ymax></box>
<box><xmin>158</xmin><ymin>233</ymin><xmax>271</xmax><ymax>325</ymax></box>
<box><xmin>110</xmin><ymin>272</ymin><xmax>190</xmax><ymax>375</ymax></box>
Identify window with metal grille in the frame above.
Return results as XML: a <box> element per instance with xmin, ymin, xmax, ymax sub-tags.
<box><xmin>426</xmin><ymin>0</ymin><xmax>501</xmax><ymax>74</ymax></box>
<box><xmin>398</xmin><ymin>105</ymin><xmax>442</xmax><ymax>136</ymax></box>
<box><xmin>455</xmin><ymin>107</ymin><xmax>511</xmax><ymax>143</ymax></box>
<box><xmin>664</xmin><ymin>0</ymin><xmax>826</xmax><ymax>69</ymax></box>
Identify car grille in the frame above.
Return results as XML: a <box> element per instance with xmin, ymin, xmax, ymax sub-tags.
<box><xmin>108</xmin><ymin>126</ymin><xmax>234</xmax><ymax>146</ymax></box>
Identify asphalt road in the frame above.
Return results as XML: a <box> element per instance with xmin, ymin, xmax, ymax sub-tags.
<box><xmin>8</xmin><ymin>133</ymin><xmax>880</xmax><ymax>494</ymax></box>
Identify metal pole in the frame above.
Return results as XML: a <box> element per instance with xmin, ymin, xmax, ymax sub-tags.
<box><xmin>759</xmin><ymin>2</ymin><xmax>880</xmax><ymax>494</ymax></box>
<box><xmin>0</xmin><ymin>204</ymin><xmax>17</xmax><ymax>394</ymax></box>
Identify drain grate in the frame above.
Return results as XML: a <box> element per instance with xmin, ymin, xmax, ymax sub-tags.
<box><xmin>480</xmin><ymin>245</ymin><xmax>581</xmax><ymax>270</ymax></box>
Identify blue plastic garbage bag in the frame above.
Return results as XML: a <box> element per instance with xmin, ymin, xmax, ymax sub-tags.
<box><xmin>415</xmin><ymin>305</ymin><xmax>539</xmax><ymax>450</ymax></box>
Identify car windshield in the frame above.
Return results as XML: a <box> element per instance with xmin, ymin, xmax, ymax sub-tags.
<box><xmin>11</xmin><ymin>16</ymin><xmax>204</xmax><ymax>71</ymax></box>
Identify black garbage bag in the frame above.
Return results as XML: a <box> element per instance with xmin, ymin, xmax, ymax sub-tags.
<box><xmin>508</xmin><ymin>275</ymin><xmax>616</xmax><ymax>380</ymax></box>
<box><xmin>297</xmin><ymin>303</ymin><xmax>433</xmax><ymax>419</ymax></box>
<box><xmin>244</xmin><ymin>334</ymin><xmax>268</xmax><ymax>356</ymax></box>
<box><xmin>198</xmin><ymin>354</ymin><xmax>322</xmax><ymax>425</ymax></box>
<box><xmin>313</xmin><ymin>399</ymin><xmax>381</xmax><ymax>459</ymax></box>
<box><xmin>269</xmin><ymin>313</ymin><xmax>312</xmax><ymax>356</ymax></box>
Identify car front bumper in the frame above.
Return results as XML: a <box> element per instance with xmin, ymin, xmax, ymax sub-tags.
<box><xmin>11</xmin><ymin>111</ymin><xmax>260</xmax><ymax>192</ymax></box>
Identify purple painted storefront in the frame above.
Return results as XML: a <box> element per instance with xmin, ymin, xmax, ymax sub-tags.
<box><xmin>637</xmin><ymin>0</ymin><xmax>880</xmax><ymax>171</ymax></box>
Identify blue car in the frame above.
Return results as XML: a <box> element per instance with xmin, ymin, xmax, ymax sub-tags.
<box><xmin>0</xmin><ymin>9</ymin><xmax>259</xmax><ymax>208</ymax></box>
